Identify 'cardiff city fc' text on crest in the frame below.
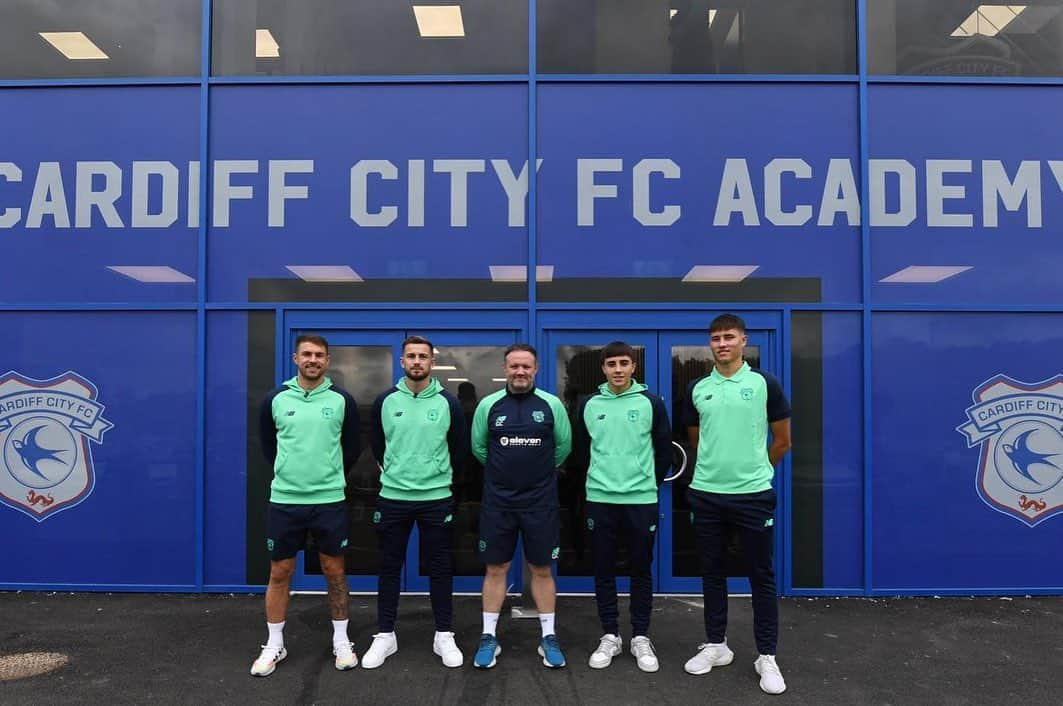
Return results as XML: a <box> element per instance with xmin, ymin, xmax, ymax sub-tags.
<box><xmin>0</xmin><ymin>371</ymin><xmax>113</xmax><ymax>522</ymax></box>
<box><xmin>957</xmin><ymin>374</ymin><xmax>1063</xmax><ymax>527</ymax></box>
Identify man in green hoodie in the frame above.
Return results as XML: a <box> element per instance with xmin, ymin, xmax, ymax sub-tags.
<box><xmin>362</xmin><ymin>336</ymin><xmax>467</xmax><ymax>669</ymax></box>
<box><xmin>252</xmin><ymin>333</ymin><xmax>361</xmax><ymax>677</ymax></box>
<box><xmin>571</xmin><ymin>341</ymin><xmax>672</xmax><ymax>673</ymax></box>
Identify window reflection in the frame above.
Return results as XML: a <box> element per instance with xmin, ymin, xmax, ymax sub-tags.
<box><xmin>554</xmin><ymin>344</ymin><xmax>647</xmax><ymax>577</ymax></box>
<box><xmin>538</xmin><ymin>0</ymin><xmax>856</xmax><ymax>74</ymax></box>
<box><xmin>213</xmin><ymin>0</ymin><xmax>528</xmax><ymax>76</ymax></box>
<box><xmin>870</xmin><ymin>1</ymin><xmax>1063</xmax><ymax>76</ymax></box>
<box><xmin>0</xmin><ymin>1</ymin><xmax>200</xmax><ymax>79</ymax></box>
<box><xmin>420</xmin><ymin>345</ymin><xmax>507</xmax><ymax>577</ymax></box>
<box><xmin>671</xmin><ymin>343</ymin><xmax>760</xmax><ymax>576</ymax></box>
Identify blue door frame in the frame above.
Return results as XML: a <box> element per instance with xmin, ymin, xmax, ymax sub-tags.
<box><xmin>537</xmin><ymin>310</ymin><xmax>785</xmax><ymax>595</ymax></box>
<box><xmin>282</xmin><ymin>311</ymin><xmax>524</xmax><ymax>593</ymax></box>
<box><xmin>276</xmin><ymin>309</ymin><xmax>787</xmax><ymax>596</ymax></box>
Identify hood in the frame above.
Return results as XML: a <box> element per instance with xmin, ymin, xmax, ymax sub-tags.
<box><xmin>597</xmin><ymin>380</ymin><xmax>648</xmax><ymax>398</ymax></box>
<box><xmin>396</xmin><ymin>376</ymin><xmax>443</xmax><ymax>398</ymax></box>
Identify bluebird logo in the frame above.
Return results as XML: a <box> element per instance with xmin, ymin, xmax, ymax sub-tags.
<box><xmin>0</xmin><ymin>371</ymin><xmax>113</xmax><ymax>522</ymax></box>
<box><xmin>957</xmin><ymin>374</ymin><xmax>1063</xmax><ymax>527</ymax></box>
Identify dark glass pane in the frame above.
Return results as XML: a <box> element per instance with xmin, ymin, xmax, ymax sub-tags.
<box><xmin>417</xmin><ymin>345</ymin><xmax>506</xmax><ymax>577</ymax></box>
<box><xmin>213</xmin><ymin>0</ymin><xmax>528</xmax><ymax>76</ymax></box>
<box><xmin>0</xmin><ymin>1</ymin><xmax>200</xmax><ymax>79</ymax></box>
<box><xmin>554</xmin><ymin>344</ymin><xmax>646</xmax><ymax>577</ymax></box>
<box><xmin>870</xmin><ymin>1</ymin><xmax>1063</xmax><ymax>76</ymax></box>
<box><xmin>538</xmin><ymin>0</ymin><xmax>856</xmax><ymax>74</ymax></box>
<box><xmin>304</xmin><ymin>345</ymin><xmax>391</xmax><ymax>576</ymax></box>
<box><xmin>670</xmin><ymin>343</ymin><xmax>759</xmax><ymax>576</ymax></box>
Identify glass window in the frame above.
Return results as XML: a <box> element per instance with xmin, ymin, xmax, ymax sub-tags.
<box><xmin>0</xmin><ymin>1</ymin><xmax>200</xmax><ymax>79</ymax></box>
<box><xmin>418</xmin><ymin>345</ymin><xmax>507</xmax><ymax>577</ymax></box>
<box><xmin>538</xmin><ymin>0</ymin><xmax>856</xmax><ymax>74</ymax></box>
<box><xmin>302</xmin><ymin>345</ymin><xmax>392</xmax><ymax>577</ymax></box>
<box><xmin>670</xmin><ymin>343</ymin><xmax>760</xmax><ymax>577</ymax></box>
<box><xmin>212</xmin><ymin>0</ymin><xmax>528</xmax><ymax>76</ymax></box>
<box><xmin>554</xmin><ymin>344</ymin><xmax>648</xmax><ymax>577</ymax></box>
<box><xmin>870</xmin><ymin>1</ymin><xmax>1063</xmax><ymax>76</ymax></box>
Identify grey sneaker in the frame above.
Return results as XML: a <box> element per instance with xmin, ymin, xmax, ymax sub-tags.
<box><xmin>684</xmin><ymin>641</ymin><xmax>734</xmax><ymax>675</ymax></box>
<box><xmin>588</xmin><ymin>634</ymin><xmax>622</xmax><ymax>669</ymax></box>
<box><xmin>755</xmin><ymin>654</ymin><xmax>787</xmax><ymax>694</ymax></box>
<box><xmin>630</xmin><ymin>636</ymin><xmax>659</xmax><ymax>673</ymax></box>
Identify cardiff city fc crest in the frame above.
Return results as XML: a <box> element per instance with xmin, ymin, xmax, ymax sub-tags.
<box><xmin>957</xmin><ymin>374</ymin><xmax>1063</xmax><ymax>527</ymax></box>
<box><xmin>0</xmin><ymin>371</ymin><xmax>113</xmax><ymax>522</ymax></box>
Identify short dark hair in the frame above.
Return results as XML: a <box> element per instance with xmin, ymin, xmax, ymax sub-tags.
<box><xmin>295</xmin><ymin>333</ymin><xmax>329</xmax><ymax>353</ymax></box>
<box><xmin>504</xmin><ymin>343</ymin><xmax>537</xmax><ymax>361</ymax></box>
<box><xmin>600</xmin><ymin>341</ymin><xmax>635</xmax><ymax>364</ymax></box>
<box><xmin>709</xmin><ymin>314</ymin><xmax>746</xmax><ymax>335</ymax></box>
<box><xmin>402</xmin><ymin>335</ymin><xmax>434</xmax><ymax>353</ymax></box>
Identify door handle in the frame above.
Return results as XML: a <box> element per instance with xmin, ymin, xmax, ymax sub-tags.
<box><xmin>662</xmin><ymin>441</ymin><xmax>687</xmax><ymax>482</ymax></box>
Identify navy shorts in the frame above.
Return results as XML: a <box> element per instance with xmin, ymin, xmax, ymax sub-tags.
<box><xmin>267</xmin><ymin>501</ymin><xmax>349</xmax><ymax>561</ymax></box>
<box><xmin>478</xmin><ymin>506</ymin><xmax>560</xmax><ymax>566</ymax></box>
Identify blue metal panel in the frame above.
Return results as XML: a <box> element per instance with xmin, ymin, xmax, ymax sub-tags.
<box><xmin>536</xmin><ymin>83</ymin><xmax>861</xmax><ymax>303</ymax></box>
<box><xmin>0</xmin><ymin>87</ymin><xmax>200</xmax><ymax>304</ymax></box>
<box><xmin>0</xmin><ymin>312</ymin><xmax>197</xmax><ymax>585</ymax></box>
<box><xmin>869</xmin><ymin>84</ymin><xmax>1063</xmax><ymax>308</ymax></box>
<box><xmin>206</xmin><ymin>84</ymin><xmax>529</xmax><ymax>301</ymax></box>
<box><xmin>871</xmin><ymin>312</ymin><xmax>1063</xmax><ymax>591</ymax></box>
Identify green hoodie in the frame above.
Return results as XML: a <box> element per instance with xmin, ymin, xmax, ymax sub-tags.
<box><xmin>573</xmin><ymin>381</ymin><xmax>672</xmax><ymax>505</ymax></box>
<box><xmin>260</xmin><ymin>376</ymin><xmax>361</xmax><ymax>505</ymax></box>
<box><xmin>370</xmin><ymin>377</ymin><xmax>466</xmax><ymax>502</ymax></box>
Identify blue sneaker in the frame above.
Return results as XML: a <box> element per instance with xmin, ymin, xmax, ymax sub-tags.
<box><xmin>474</xmin><ymin>633</ymin><xmax>501</xmax><ymax>669</ymax></box>
<box><xmin>538</xmin><ymin>634</ymin><xmax>566</xmax><ymax>668</ymax></box>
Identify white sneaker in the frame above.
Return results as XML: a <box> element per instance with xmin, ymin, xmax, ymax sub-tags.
<box><xmin>755</xmin><ymin>654</ymin><xmax>787</xmax><ymax>694</ymax></box>
<box><xmin>433</xmin><ymin>631</ymin><xmax>464</xmax><ymax>668</ymax></box>
<box><xmin>588</xmin><ymin>634</ymin><xmax>622</xmax><ymax>669</ymax></box>
<box><xmin>629</xmin><ymin>636</ymin><xmax>659</xmax><ymax>673</ymax></box>
<box><xmin>361</xmin><ymin>632</ymin><xmax>398</xmax><ymax>669</ymax></box>
<box><xmin>684</xmin><ymin>641</ymin><xmax>734</xmax><ymax>675</ymax></box>
<box><xmin>333</xmin><ymin>641</ymin><xmax>358</xmax><ymax>671</ymax></box>
<box><xmin>250</xmin><ymin>644</ymin><xmax>287</xmax><ymax>677</ymax></box>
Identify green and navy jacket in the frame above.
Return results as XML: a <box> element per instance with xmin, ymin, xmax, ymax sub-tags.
<box><xmin>369</xmin><ymin>377</ymin><xmax>466</xmax><ymax>502</ymax></box>
<box><xmin>260</xmin><ymin>376</ymin><xmax>361</xmax><ymax>505</ymax></box>
<box><xmin>572</xmin><ymin>381</ymin><xmax>672</xmax><ymax>505</ymax></box>
<box><xmin>472</xmin><ymin>386</ymin><xmax>572</xmax><ymax>509</ymax></box>
<box><xmin>681</xmin><ymin>362</ymin><xmax>791</xmax><ymax>494</ymax></box>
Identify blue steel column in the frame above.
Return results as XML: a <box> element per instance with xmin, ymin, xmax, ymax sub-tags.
<box><xmin>527</xmin><ymin>0</ymin><xmax>538</xmax><ymax>338</ymax></box>
<box><xmin>857</xmin><ymin>0</ymin><xmax>873</xmax><ymax>596</ymax></box>
<box><xmin>194</xmin><ymin>0</ymin><xmax>213</xmax><ymax>591</ymax></box>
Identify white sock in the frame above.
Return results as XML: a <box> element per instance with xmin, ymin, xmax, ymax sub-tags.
<box><xmin>332</xmin><ymin>619</ymin><xmax>349</xmax><ymax>646</ymax></box>
<box><xmin>482</xmin><ymin>612</ymin><xmax>500</xmax><ymax>636</ymax></box>
<box><xmin>539</xmin><ymin>612</ymin><xmax>556</xmax><ymax>637</ymax></box>
<box><xmin>266</xmin><ymin>621</ymin><xmax>285</xmax><ymax>649</ymax></box>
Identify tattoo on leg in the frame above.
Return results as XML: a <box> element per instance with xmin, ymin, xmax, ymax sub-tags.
<box><xmin>327</xmin><ymin>575</ymin><xmax>350</xmax><ymax>619</ymax></box>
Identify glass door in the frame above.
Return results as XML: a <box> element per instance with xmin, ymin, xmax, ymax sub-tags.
<box><xmin>284</xmin><ymin>323</ymin><xmax>519</xmax><ymax>592</ymax></box>
<box><xmin>541</xmin><ymin>330</ymin><xmax>660</xmax><ymax>594</ymax></box>
<box><xmin>658</xmin><ymin>329</ymin><xmax>776</xmax><ymax>594</ymax></box>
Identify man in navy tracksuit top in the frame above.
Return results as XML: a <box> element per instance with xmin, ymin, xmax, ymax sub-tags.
<box><xmin>571</xmin><ymin>341</ymin><xmax>672</xmax><ymax>673</ymax></box>
<box><xmin>253</xmin><ymin>333</ymin><xmax>361</xmax><ymax>677</ymax></box>
<box><xmin>363</xmin><ymin>336</ymin><xmax>466</xmax><ymax>670</ymax></box>
<box><xmin>470</xmin><ymin>343</ymin><xmax>572</xmax><ymax>669</ymax></box>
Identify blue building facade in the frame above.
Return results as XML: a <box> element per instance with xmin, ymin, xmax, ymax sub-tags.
<box><xmin>2</xmin><ymin>1</ymin><xmax>1062</xmax><ymax>596</ymax></box>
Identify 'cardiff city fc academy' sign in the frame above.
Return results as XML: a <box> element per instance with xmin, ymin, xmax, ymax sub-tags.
<box><xmin>0</xmin><ymin>371</ymin><xmax>113</xmax><ymax>522</ymax></box>
<box><xmin>958</xmin><ymin>375</ymin><xmax>1063</xmax><ymax>527</ymax></box>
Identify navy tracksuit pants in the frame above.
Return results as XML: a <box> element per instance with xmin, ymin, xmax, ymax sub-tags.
<box><xmin>587</xmin><ymin>501</ymin><xmax>658</xmax><ymax>637</ymax></box>
<box><xmin>688</xmin><ymin>487</ymin><xmax>778</xmax><ymax>655</ymax></box>
<box><xmin>374</xmin><ymin>497</ymin><xmax>453</xmax><ymax>632</ymax></box>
